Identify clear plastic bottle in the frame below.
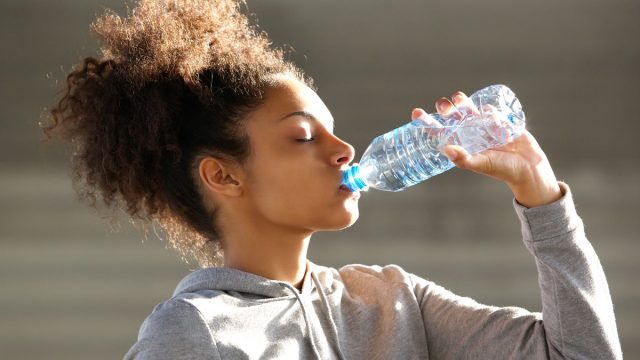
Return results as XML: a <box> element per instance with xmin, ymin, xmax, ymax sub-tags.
<box><xmin>341</xmin><ymin>84</ymin><xmax>526</xmax><ymax>192</ymax></box>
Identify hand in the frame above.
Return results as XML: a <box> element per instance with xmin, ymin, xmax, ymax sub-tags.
<box><xmin>411</xmin><ymin>91</ymin><xmax>562</xmax><ymax>208</ymax></box>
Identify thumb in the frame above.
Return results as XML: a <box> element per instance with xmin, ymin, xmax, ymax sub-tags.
<box><xmin>442</xmin><ymin>145</ymin><xmax>494</xmax><ymax>174</ymax></box>
<box><xmin>441</xmin><ymin>145</ymin><xmax>466</xmax><ymax>164</ymax></box>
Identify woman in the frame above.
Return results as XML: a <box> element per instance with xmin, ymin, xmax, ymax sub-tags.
<box><xmin>43</xmin><ymin>0</ymin><xmax>622</xmax><ymax>359</ymax></box>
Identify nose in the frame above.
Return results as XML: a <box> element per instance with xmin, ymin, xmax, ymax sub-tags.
<box><xmin>329</xmin><ymin>135</ymin><xmax>355</xmax><ymax>166</ymax></box>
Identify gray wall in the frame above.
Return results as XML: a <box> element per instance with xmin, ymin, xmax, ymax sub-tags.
<box><xmin>1</xmin><ymin>0</ymin><xmax>638</xmax><ymax>358</ymax></box>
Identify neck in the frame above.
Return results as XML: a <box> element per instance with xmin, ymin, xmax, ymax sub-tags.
<box><xmin>219</xmin><ymin>211</ymin><xmax>312</xmax><ymax>290</ymax></box>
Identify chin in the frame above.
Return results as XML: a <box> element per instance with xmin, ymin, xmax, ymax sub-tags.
<box><xmin>337</xmin><ymin>214</ymin><xmax>359</xmax><ymax>230</ymax></box>
<box><xmin>324</xmin><ymin>205</ymin><xmax>360</xmax><ymax>231</ymax></box>
<box><xmin>343</xmin><ymin>198</ymin><xmax>360</xmax><ymax>225</ymax></box>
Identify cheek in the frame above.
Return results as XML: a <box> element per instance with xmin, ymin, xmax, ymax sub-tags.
<box><xmin>251</xmin><ymin>173</ymin><xmax>359</xmax><ymax>230</ymax></box>
<box><xmin>252</xmin><ymin>169</ymin><xmax>318</xmax><ymax>216</ymax></box>
<box><xmin>246</xmin><ymin>159</ymin><xmax>311</xmax><ymax>214</ymax></box>
<box><xmin>244</xmin><ymin>151</ymin><xmax>358</xmax><ymax>229</ymax></box>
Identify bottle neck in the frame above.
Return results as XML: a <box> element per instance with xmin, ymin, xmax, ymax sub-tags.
<box><xmin>341</xmin><ymin>164</ymin><xmax>369</xmax><ymax>192</ymax></box>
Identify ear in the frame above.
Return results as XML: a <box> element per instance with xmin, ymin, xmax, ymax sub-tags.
<box><xmin>198</xmin><ymin>156</ymin><xmax>244</xmax><ymax>197</ymax></box>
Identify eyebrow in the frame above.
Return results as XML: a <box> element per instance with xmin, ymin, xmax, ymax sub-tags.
<box><xmin>279</xmin><ymin>110</ymin><xmax>334</xmax><ymax>129</ymax></box>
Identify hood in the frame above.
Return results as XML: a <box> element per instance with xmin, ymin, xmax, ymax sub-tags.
<box><xmin>172</xmin><ymin>260</ymin><xmax>318</xmax><ymax>298</ymax></box>
<box><xmin>171</xmin><ymin>260</ymin><xmax>345</xmax><ymax>359</ymax></box>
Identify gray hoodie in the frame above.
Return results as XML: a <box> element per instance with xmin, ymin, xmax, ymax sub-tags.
<box><xmin>124</xmin><ymin>182</ymin><xmax>622</xmax><ymax>359</ymax></box>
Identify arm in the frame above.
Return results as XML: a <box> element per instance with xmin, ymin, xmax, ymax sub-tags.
<box><xmin>410</xmin><ymin>94</ymin><xmax>622</xmax><ymax>359</ymax></box>
<box><xmin>516</xmin><ymin>181</ymin><xmax>621</xmax><ymax>358</ymax></box>
<box><xmin>412</xmin><ymin>182</ymin><xmax>622</xmax><ymax>359</ymax></box>
<box><xmin>123</xmin><ymin>299</ymin><xmax>221</xmax><ymax>360</ymax></box>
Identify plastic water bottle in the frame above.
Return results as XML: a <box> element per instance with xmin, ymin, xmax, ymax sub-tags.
<box><xmin>341</xmin><ymin>84</ymin><xmax>526</xmax><ymax>192</ymax></box>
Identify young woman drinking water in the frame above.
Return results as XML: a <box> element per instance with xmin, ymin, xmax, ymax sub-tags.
<box><xmin>43</xmin><ymin>0</ymin><xmax>622</xmax><ymax>358</ymax></box>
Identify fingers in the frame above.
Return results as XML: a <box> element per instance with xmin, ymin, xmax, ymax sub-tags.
<box><xmin>435</xmin><ymin>91</ymin><xmax>480</xmax><ymax>124</ymax></box>
<box><xmin>436</xmin><ymin>98</ymin><xmax>457</xmax><ymax>119</ymax></box>
<box><xmin>412</xmin><ymin>91</ymin><xmax>480</xmax><ymax>134</ymax></box>
<box><xmin>411</xmin><ymin>108</ymin><xmax>426</xmax><ymax>121</ymax></box>
<box><xmin>411</xmin><ymin>108</ymin><xmax>442</xmax><ymax>127</ymax></box>
<box><xmin>452</xmin><ymin>91</ymin><xmax>480</xmax><ymax>118</ymax></box>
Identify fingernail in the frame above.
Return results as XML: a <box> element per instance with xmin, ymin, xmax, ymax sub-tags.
<box><xmin>412</xmin><ymin>108</ymin><xmax>421</xmax><ymax>117</ymax></box>
<box><xmin>437</xmin><ymin>98</ymin><xmax>450</xmax><ymax>111</ymax></box>
<box><xmin>443</xmin><ymin>148</ymin><xmax>457</xmax><ymax>161</ymax></box>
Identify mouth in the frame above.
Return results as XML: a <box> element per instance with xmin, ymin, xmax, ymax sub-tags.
<box><xmin>338</xmin><ymin>184</ymin><xmax>359</xmax><ymax>198</ymax></box>
<box><xmin>338</xmin><ymin>167</ymin><xmax>360</xmax><ymax>197</ymax></box>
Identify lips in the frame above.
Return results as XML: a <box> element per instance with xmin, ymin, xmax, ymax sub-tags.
<box><xmin>338</xmin><ymin>170</ymin><xmax>359</xmax><ymax>196</ymax></box>
<box><xmin>339</xmin><ymin>184</ymin><xmax>359</xmax><ymax>199</ymax></box>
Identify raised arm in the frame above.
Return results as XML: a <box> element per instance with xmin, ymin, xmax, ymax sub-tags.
<box><xmin>412</xmin><ymin>182</ymin><xmax>621</xmax><ymax>359</ymax></box>
<box><xmin>409</xmin><ymin>93</ymin><xmax>622</xmax><ymax>359</ymax></box>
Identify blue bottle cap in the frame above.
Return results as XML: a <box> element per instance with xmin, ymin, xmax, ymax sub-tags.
<box><xmin>341</xmin><ymin>164</ymin><xmax>369</xmax><ymax>192</ymax></box>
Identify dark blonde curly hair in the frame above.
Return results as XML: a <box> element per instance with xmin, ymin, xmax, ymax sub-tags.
<box><xmin>41</xmin><ymin>0</ymin><xmax>312</xmax><ymax>267</ymax></box>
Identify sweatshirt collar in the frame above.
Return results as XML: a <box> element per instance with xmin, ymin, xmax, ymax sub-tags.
<box><xmin>172</xmin><ymin>260</ymin><xmax>317</xmax><ymax>298</ymax></box>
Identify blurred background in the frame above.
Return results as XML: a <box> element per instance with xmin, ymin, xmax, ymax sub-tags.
<box><xmin>1</xmin><ymin>0</ymin><xmax>638</xmax><ymax>358</ymax></box>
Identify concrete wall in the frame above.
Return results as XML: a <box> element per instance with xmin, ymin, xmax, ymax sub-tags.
<box><xmin>1</xmin><ymin>0</ymin><xmax>638</xmax><ymax>358</ymax></box>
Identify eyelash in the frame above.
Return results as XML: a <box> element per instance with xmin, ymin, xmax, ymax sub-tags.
<box><xmin>296</xmin><ymin>137</ymin><xmax>315</xmax><ymax>143</ymax></box>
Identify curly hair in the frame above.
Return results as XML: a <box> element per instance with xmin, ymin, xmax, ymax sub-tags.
<box><xmin>41</xmin><ymin>0</ymin><xmax>311</xmax><ymax>267</ymax></box>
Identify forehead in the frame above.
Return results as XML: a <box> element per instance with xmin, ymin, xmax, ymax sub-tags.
<box><xmin>250</xmin><ymin>76</ymin><xmax>334</xmax><ymax>129</ymax></box>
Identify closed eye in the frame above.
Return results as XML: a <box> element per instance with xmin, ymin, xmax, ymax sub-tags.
<box><xmin>296</xmin><ymin>137</ymin><xmax>315</xmax><ymax>143</ymax></box>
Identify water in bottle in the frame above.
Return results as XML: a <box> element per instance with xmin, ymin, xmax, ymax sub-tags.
<box><xmin>341</xmin><ymin>84</ymin><xmax>526</xmax><ymax>192</ymax></box>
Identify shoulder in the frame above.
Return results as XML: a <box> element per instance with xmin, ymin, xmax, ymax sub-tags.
<box><xmin>142</xmin><ymin>296</ymin><xmax>211</xmax><ymax>333</ymax></box>
<box><xmin>124</xmin><ymin>297</ymin><xmax>220</xmax><ymax>360</ymax></box>
<box><xmin>339</xmin><ymin>263</ymin><xmax>413</xmax><ymax>283</ymax></box>
<box><xmin>315</xmin><ymin>263</ymin><xmax>418</xmax><ymax>293</ymax></box>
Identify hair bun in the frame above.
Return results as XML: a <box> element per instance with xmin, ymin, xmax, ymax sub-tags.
<box><xmin>91</xmin><ymin>0</ymin><xmax>283</xmax><ymax>88</ymax></box>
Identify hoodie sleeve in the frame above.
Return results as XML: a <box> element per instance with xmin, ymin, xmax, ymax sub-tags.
<box><xmin>412</xmin><ymin>182</ymin><xmax>622</xmax><ymax>359</ymax></box>
<box><xmin>123</xmin><ymin>299</ymin><xmax>221</xmax><ymax>360</ymax></box>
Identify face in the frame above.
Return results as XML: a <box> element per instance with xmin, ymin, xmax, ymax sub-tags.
<box><xmin>239</xmin><ymin>75</ymin><xmax>359</xmax><ymax>233</ymax></box>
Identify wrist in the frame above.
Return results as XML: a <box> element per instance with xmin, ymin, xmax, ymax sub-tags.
<box><xmin>508</xmin><ymin>163</ymin><xmax>562</xmax><ymax>208</ymax></box>
<box><xmin>510</xmin><ymin>178</ymin><xmax>562</xmax><ymax>208</ymax></box>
